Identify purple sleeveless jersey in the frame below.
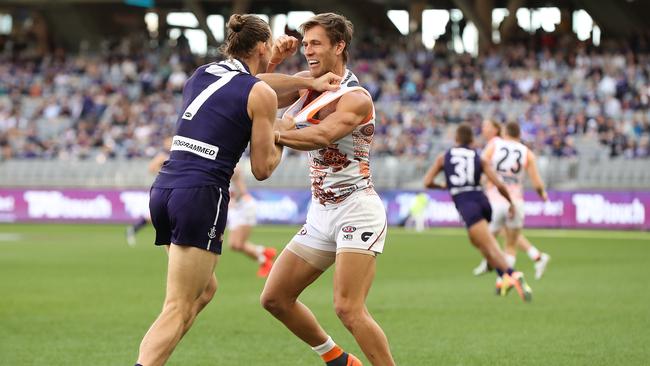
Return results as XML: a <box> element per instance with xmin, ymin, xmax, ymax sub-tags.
<box><xmin>443</xmin><ymin>145</ymin><xmax>493</xmax><ymax>228</ymax></box>
<box><xmin>153</xmin><ymin>59</ymin><xmax>259</xmax><ymax>189</ymax></box>
<box><xmin>149</xmin><ymin>59</ymin><xmax>259</xmax><ymax>253</ymax></box>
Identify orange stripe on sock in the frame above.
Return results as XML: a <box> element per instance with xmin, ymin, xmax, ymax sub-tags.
<box><xmin>346</xmin><ymin>353</ymin><xmax>362</xmax><ymax>365</ymax></box>
<box><xmin>321</xmin><ymin>345</ymin><xmax>344</xmax><ymax>362</ymax></box>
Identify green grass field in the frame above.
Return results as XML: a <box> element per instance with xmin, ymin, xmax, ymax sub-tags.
<box><xmin>1</xmin><ymin>224</ymin><xmax>649</xmax><ymax>366</ymax></box>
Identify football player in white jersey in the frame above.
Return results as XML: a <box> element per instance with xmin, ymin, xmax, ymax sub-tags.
<box><xmin>227</xmin><ymin>163</ymin><xmax>277</xmax><ymax>277</ymax></box>
<box><xmin>257</xmin><ymin>13</ymin><xmax>395</xmax><ymax>366</ymax></box>
<box><xmin>475</xmin><ymin>121</ymin><xmax>551</xmax><ymax>280</ymax></box>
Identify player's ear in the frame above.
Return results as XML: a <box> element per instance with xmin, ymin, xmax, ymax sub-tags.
<box><xmin>335</xmin><ymin>41</ymin><xmax>345</xmax><ymax>56</ymax></box>
<box><xmin>258</xmin><ymin>41</ymin><xmax>267</xmax><ymax>56</ymax></box>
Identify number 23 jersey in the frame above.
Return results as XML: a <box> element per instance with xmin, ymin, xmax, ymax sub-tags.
<box><xmin>487</xmin><ymin>138</ymin><xmax>529</xmax><ymax>204</ymax></box>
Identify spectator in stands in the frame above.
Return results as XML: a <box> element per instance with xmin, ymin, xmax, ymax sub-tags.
<box><xmin>1</xmin><ymin>30</ymin><xmax>650</xmax><ymax>160</ymax></box>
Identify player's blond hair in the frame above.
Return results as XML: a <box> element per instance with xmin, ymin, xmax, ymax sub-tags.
<box><xmin>485</xmin><ymin>119</ymin><xmax>502</xmax><ymax>136</ymax></box>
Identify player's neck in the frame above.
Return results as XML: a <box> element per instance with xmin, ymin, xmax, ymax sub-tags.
<box><xmin>330</xmin><ymin>62</ymin><xmax>346</xmax><ymax>77</ymax></box>
<box><xmin>240</xmin><ymin>57</ymin><xmax>259</xmax><ymax>75</ymax></box>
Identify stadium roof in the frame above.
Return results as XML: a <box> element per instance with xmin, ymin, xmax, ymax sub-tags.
<box><xmin>2</xmin><ymin>0</ymin><xmax>649</xmax><ymax>52</ymax></box>
<box><xmin>3</xmin><ymin>0</ymin><xmax>650</xmax><ymax>36</ymax></box>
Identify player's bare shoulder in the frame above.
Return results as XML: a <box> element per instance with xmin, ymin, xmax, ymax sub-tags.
<box><xmin>251</xmin><ymin>80</ymin><xmax>278</xmax><ymax>102</ymax></box>
<box><xmin>336</xmin><ymin>89</ymin><xmax>373</xmax><ymax>118</ymax></box>
<box><xmin>341</xmin><ymin>89</ymin><xmax>372</xmax><ymax>108</ymax></box>
<box><xmin>248</xmin><ymin>81</ymin><xmax>278</xmax><ymax>117</ymax></box>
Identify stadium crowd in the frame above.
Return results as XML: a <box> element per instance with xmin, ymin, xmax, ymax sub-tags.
<box><xmin>1</xmin><ymin>31</ymin><xmax>650</xmax><ymax>161</ymax></box>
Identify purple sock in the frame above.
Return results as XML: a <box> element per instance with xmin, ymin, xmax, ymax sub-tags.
<box><xmin>496</xmin><ymin>268</ymin><xmax>514</xmax><ymax>277</ymax></box>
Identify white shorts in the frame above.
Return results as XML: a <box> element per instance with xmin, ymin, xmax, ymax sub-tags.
<box><xmin>227</xmin><ymin>198</ymin><xmax>257</xmax><ymax>229</ymax></box>
<box><xmin>292</xmin><ymin>191</ymin><xmax>387</xmax><ymax>253</ymax></box>
<box><xmin>489</xmin><ymin>200</ymin><xmax>525</xmax><ymax>232</ymax></box>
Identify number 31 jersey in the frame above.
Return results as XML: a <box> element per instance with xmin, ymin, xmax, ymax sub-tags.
<box><xmin>153</xmin><ymin>59</ymin><xmax>259</xmax><ymax>189</ymax></box>
<box><xmin>443</xmin><ymin>146</ymin><xmax>483</xmax><ymax>196</ymax></box>
<box><xmin>488</xmin><ymin>138</ymin><xmax>529</xmax><ymax>203</ymax></box>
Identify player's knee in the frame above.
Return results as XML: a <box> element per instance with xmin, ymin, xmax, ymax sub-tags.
<box><xmin>260</xmin><ymin>291</ymin><xmax>290</xmax><ymax>316</ymax></box>
<box><xmin>333</xmin><ymin>298</ymin><xmax>364</xmax><ymax>328</ymax></box>
<box><xmin>228</xmin><ymin>238</ymin><xmax>243</xmax><ymax>251</ymax></box>
<box><xmin>162</xmin><ymin>298</ymin><xmax>194</xmax><ymax>325</ymax></box>
<box><xmin>198</xmin><ymin>279</ymin><xmax>218</xmax><ymax>307</ymax></box>
<box><xmin>467</xmin><ymin>233</ymin><xmax>481</xmax><ymax>249</ymax></box>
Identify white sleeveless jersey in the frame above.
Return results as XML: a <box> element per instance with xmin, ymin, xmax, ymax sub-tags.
<box><xmin>488</xmin><ymin>138</ymin><xmax>529</xmax><ymax>202</ymax></box>
<box><xmin>282</xmin><ymin>70</ymin><xmax>375</xmax><ymax>206</ymax></box>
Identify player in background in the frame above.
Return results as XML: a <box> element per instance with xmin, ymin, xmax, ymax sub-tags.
<box><xmin>424</xmin><ymin>123</ymin><xmax>533</xmax><ymax>301</ymax></box>
<box><xmin>134</xmin><ymin>14</ymin><xmax>340</xmax><ymax>366</ymax></box>
<box><xmin>257</xmin><ymin>13</ymin><xmax>395</xmax><ymax>366</ymax></box>
<box><xmin>478</xmin><ymin>121</ymin><xmax>551</xmax><ymax>279</ymax></box>
<box><xmin>472</xmin><ymin>120</ymin><xmax>551</xmax><ymax>279</ymax></box>
<box><xmin>126</xmin><ymin>137</ymin><xmax>172</xmax><ymax>246</ymax></box>
<box><xmin>227</xmin><ymin>162</ymin><xmax>276</xmax><ymax>277</ymax></box>
<box><xmin>406</xmin><ymin>192</ymin><xmax>430</xmax><ymax>232</ymax></box>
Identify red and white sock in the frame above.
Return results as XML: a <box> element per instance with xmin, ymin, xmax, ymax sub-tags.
<box><xmin>255</xmin><ymin>245</ymin><xmax>265</xmax><ymax>263</ymax></box>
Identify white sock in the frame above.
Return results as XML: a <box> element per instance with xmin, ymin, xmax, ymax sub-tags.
<box><xmin>506</xmin><ymin>254</ymin><xmax>516</xmax><ymax>268</ymax></box>
<box><xmin>255</xmin><ymin>245</ymin><xmax>265</xmax><ymax>263</ymax></box>
<box><xmin>527</xmin><ymin>246</ymin><xmax>541</xmax><ymax>261</ymax></box>
<box><xmin>311</xmin><ymin>336</ymin><xmax>336</xmax><ymax>356</ymax></box>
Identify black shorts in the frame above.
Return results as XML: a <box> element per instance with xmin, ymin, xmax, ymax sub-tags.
<box><xmin>453</xmin><ymin>192</ymin><xmax>492</xmax><ymax>228</ymax></box>
<box><xmin>149</xmin><ymin>185</ymin><xmax>229</xmax><ymax>254</ymax></box>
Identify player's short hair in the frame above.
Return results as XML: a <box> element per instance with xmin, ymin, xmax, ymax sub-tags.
<box><xmin>505</xmin><ymin>122</ymin><xmax>521</xmax><ymax>139</ymax></box>
<box><xmin>300</xmin><ymin>13</ymin><xmax>353</xmax><ymax>63</ymax></box>
<box><xmin>456</xmin><ymin>123</ymin><xmax>474</xmax><ymax>145</ymax></box>
<box><xmin>221</xmin><ymin>14</ymin><xmax>271</xmax><ymax>59</ymax></box>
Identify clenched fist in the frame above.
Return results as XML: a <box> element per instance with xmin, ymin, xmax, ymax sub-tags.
<box><xmin>270</xmin><ymin>35</ymin><xmax>300</xmax><ymax>65</ymax></box>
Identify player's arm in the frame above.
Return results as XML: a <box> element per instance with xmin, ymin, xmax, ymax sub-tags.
<box><xmin>147</xmin><ymin>152</ymin><xmax>168</xmax><ymax>174</ymax></box>
<box><xmin>423</xmin><ymin>154</ymin><xmax>446</xmax><ymax>189</ymax></box>
<box><xmin>526</xmin><ymin>151</ymin><xmax>548</xmax><ymax>201</ymax></box>
<box><xmin>266</xmin><ymin>35</ymin><xmax>300</xmax><ymax>73</ymax></box>
<box><xmin>257</xmin><ymin>71</ymin><xmax>341</xmax><ymax>107</ymax></box>
<box><xmin>248</xmin><ymin>82</ymin><xmax>283</xmax><ymax>181</ymax></box>
<box><xmin>276</xmin><ymin>91</ymin><xmax>371</xmax><ymax>151</ymax></box>
<box><xmin>479</xmin><ymin>140</ymin><xmax>495</xmax><ymax>185</ymax></box>
<box><xmin>256</xmin><ymin>71</ymin><xmax>310</xmax><ymax>107</ymax></box>
<box><xmin>261</xmin><ymin>35</ymin><xmax>341</xmax><ymax>106</ymax></box>
<box><xmin>481</xmin><ymin>158</ymin><xmax>513</xmax><ymax>204</ymax></box>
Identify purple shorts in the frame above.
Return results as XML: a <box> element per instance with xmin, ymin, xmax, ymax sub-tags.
<box><xmin>453</xmin><ymin>191</ymin><xmax>492</xmax><ymax>228</ymax></box>
<box><xmin>149</xmin><ymin>185</ymin><xmax>229</xmax><ymax>254</ymax></box>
